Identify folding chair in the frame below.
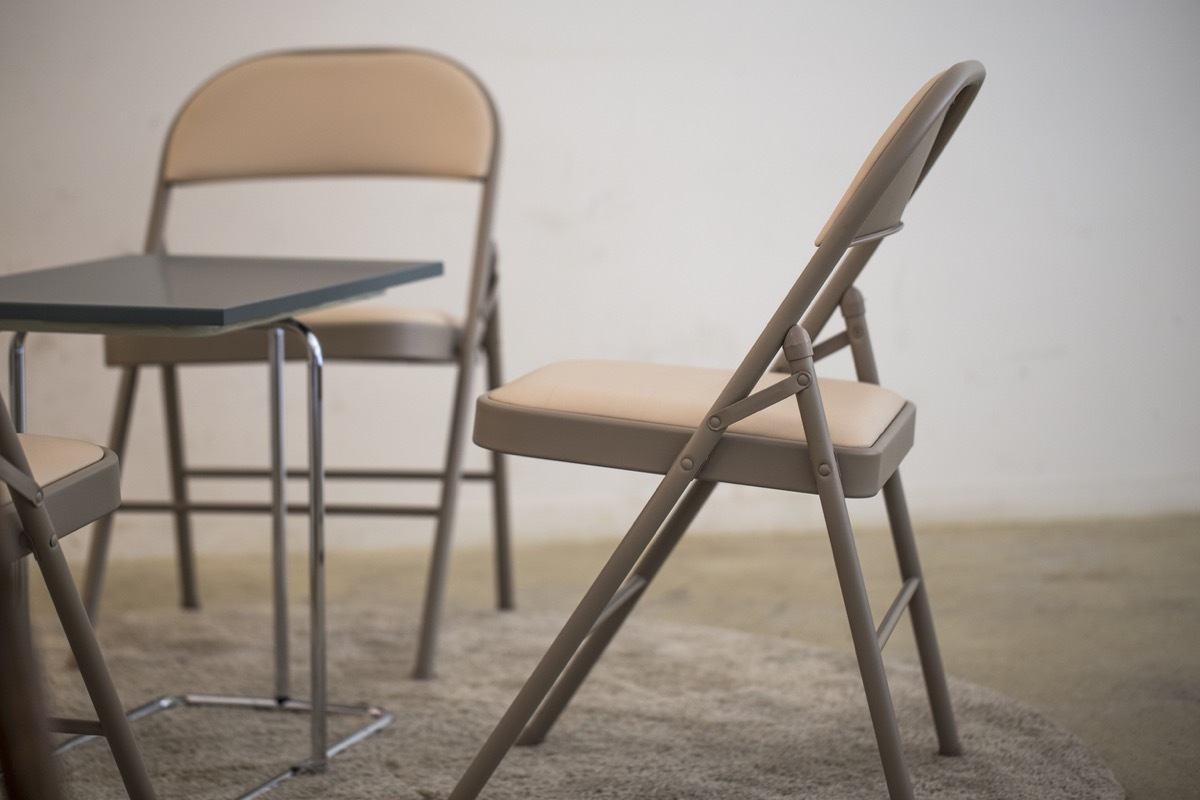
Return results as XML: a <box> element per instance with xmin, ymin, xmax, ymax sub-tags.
<box><xmin>448</xmin><ymin>61</ymin><xmax>986</xmax><ymax>800</ymax></box>
<box><xmin>0</xmin><ymin>391</ymin><xmax>155</xmax><ymax>799</ymax></box>
<box><xmin>81</xmin><ymin>48</ymin><xmax>511</xmax><ymax>678</ymax></box>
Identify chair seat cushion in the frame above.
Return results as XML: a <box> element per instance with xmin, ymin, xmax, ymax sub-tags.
<box><xmin>1</xmin><ymin>435</ymin><xmax>121</xmax><ymax>552</ymax></box>
<box><xmin>103</xmin><ymin>304</ymin><xmax>461</xmax><ymax>365</ymax></box>
<box><xmin>474</xmin><ymin>360</ymin><xmax>914</xmax><ymax>497</ymax></box>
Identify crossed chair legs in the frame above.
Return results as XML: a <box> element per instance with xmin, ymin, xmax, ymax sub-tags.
<box><xmin>449</xmin><ymin>295</ymin><xmax>961</xmax><ymax>800</ymax></box>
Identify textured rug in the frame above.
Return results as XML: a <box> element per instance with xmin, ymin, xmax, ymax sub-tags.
<box><xmin>35</xmin><ymin>605</ymin><xmax>1124</xmax><ymax>799</ymax></box>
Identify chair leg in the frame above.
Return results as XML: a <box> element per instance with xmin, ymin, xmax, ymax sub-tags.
<box><xmin>489</xmin><ymin>448</ymin><xmax>514</xmax><ymax>610</ymax></box>
<box><xmin>483</xmin><ymin>317</ymin><xmax>515</xmax><ymax>612</ymax></box>
<box><xmin>840</xmin><ymin>288</ymin><xmax>961</xmax><ymax>756</ymax></box>
<box><xmin>883</xmin><ymin>472</ymin><xmax>961</xmax><ymax>756</ymax></box>
<box><xmin>447</xmin><ymin>468</ymin><xmax>696</xmax><ymax>800</ymax></box>
<box><xmin>518</xmin><ymin>479</ymin><xmax>717</xmax><ymax>745</ymax></box>
<box><xmin>0</xmin><ymin>537</ymin><xmax>62</xmax><ymax>799</ymax></box>
<box><xmin>159</xmin><ymin>365</ymin><xmax>199</xmax><ymax>610</ymax></box>
<box><xmin>412</xmin><ymin>360</ymin><xmax>474</xmax><ymax>680</ymax></box>
<box><xmin>787</xmin><ymin>326</ymin><xmax>914</xmax><ymax>800</ymax></box>
<box><xmin>83</xmin><ymin>366</ymin><xmax>139</xmax><ymax>621</ymax></box>
<box><xmin>22</xmin><ymin>506</ymin><xmax>156</xmax><ymax>799</ymax></box>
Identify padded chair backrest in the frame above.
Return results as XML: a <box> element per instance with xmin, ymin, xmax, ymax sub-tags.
<box><xmin>718</xmin><ymin>62</ymin><xmax>985</xmax><ymax>412</ymax></box>
<box><xmin>817</xmin><ymin>63</ymin><xmax>983</xmax><ymax>249</ymax></box>
<box><xmin>798</xmin><ymin>61</ymin><xmax>986</xmax><ymax>340</ymax></box>
<box><xmin>160</xmin><ymin>49</ymin><xmax>497</xmax><ymax>184</ymax></box>
<box><xmin>140</xmin><ymin>47</ymin><xmax>502</xmax><ymax>320</ymax></box>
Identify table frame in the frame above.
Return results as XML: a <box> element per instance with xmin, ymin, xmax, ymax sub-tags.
<box><xmin>3</xmin><ymin>254</ymin><xmax>440</xmax><ymax>797</ymax></box>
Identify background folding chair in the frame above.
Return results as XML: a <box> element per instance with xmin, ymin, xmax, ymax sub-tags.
<box><xmin>81</xmin><ymin>48</ymin><xmax>510</xmax><ymax>679</ymax></box>
<box><xmin>448</xmin><ymin>61</ymin><xmax>986</xmax><ymax>800</ymax></box>
<box><xmin>0</xmin><ymin>391</ymin><xmax>155</xmax><ymax>799</ymax></box>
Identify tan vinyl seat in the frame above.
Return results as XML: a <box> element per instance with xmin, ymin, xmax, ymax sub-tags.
<box><xmin>478</xmin><ymin>359</ymin><xmax>912</xmax><ymax>496</ymax></box>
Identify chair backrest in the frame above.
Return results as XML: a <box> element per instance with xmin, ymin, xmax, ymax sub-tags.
<box><xmin>719</xmin><ymin>62</ymin><xmax>986</xmax><ymax>414</ymax></box>
<box><xmin>159</xmin><ymin>49</ymin><xmax>496</xmax><ymax>185</ymax></box>
<box><xmin>143</xmin><ymin>48</ymin><xmax>501</xmax><ymax>272</ymax></box>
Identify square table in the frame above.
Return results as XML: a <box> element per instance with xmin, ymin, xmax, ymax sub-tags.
<box><xmin>0</xmin><ymin>252</ymin><xmax>442</xmax><ymax>796</ymax></box>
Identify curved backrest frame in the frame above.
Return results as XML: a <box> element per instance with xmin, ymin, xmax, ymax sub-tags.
<box><xmin>161</xmin><ymin>48</ymin><xmax>497</xmax><ymax>184</ymax></box>
<box><xmin>710</xmin><ymin>61</ymin><xmax>986</xmax><ymax>436</ymax></box>
<box><xmin>134</xmin><ymin>47</ymin><xmax>502</xmax><ymax>342</ymax></box>
<box><xmin>144</xmin><ymin>47</ymin><xmax>501</xmax><ymax>251</ymax></box>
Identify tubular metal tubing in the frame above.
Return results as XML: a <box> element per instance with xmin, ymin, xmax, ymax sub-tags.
<box><xmin>268</xmin><ymin>327</ymin><xmax>290</xmax><ymax>703</ymax></box>
<box><xmin>591</xmin><ymin>576</ymin><xmax>648</xmax><ymax>633</ymax></box>
<box><xmin>709</xmin><ymin>373</ymin><xmax>803</xmax><ymax>430</ymax></box>
<box><xmin>842</xmin><ymin>291</ymin><xmax>961</xmax><ymax>756</ymax></box>
<box><xmin>883</xmin><ymin>474</ymin><xmax>962</xmax><ymax>757</ymax></box>
<box><xmin>412</xmin><ymin>315</ymin><xmax>480</xmax><ymax>679</ymax></box>
<box><xmin>876</xmin><ymin>577</ymin><xmax>920</xmax><ymax>650</ymax></box>
<box><xmin>114</xmin><ymin>500</ymin><xmax>442</xmax><ymax>516</ymax></box>
<box><xmin>53</xmin><ymin>692</ymin><xmax>393</xmax><ymax>798</ymax></box>
<box><xmin>287</xmin><ymin>319</ymin><xmax>328</xmax><ymax>769</ymax></box>
<box><xmin>484</xmin><ymin>294</ymin><xmax>515</xmax><ymax>611</ymax></box>
<box><xmin>182</xmin><ymin>467</ymin><xmax>496</xmax><ymax>481</ymax></box>
<box><xmin>516</xmin><ymin>479</ymin><xmax>719</xmax><ymax>748</ymax></box>
<box><xmin>83</xmin><ymin>365</ymin><xmax>140</xmax><ymax>620</ymax></box>
<box><xmin>7</xmin><ymin>331</ymin><xmax>27</xmax><ymax>432</ymax></box>
<box><xmin>48</xmin><ymin>717</ymin><xmax>106</xmax><ymax>736</ymax></box>
<box><xmin>812</xmin><ymin>330</ymin><xmax>852</xmax><ymax>362</ymax></box>
<box><xmin>160</xmin><ymin>365</ymin><xmax>200</xmax><ymax>609</ymax></box>
<box><xmin>785</xmin><ymin>326</ymin><xmax>914</xmax><ymax>800</ymax></box>
<box><xmin>448</xmin><ymin>455</ymin><xmax>714</xmax><ymax>799</ymax></box>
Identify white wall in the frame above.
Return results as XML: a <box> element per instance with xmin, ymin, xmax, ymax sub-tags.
<box><xmin>2</xmin><ymin>1</ymin><xmax>1198</xmax><ymax>557</ymax></box>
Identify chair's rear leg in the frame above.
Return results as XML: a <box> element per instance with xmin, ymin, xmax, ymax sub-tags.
<box><xmin>883</xmin><ymin>472</ymin><xmax>961</xmax><ymax>755</ymax></box>
<box><xmin>519</xmin><ymin>479</ymin><xmax>718</xmax><ymax>745</ymax></box>
<box><xmin>447</xmin><ymin>467</ymin><xmax>697</xmax><ymax>800</ymax></box>
<box><xmin>786</xmin><ymin>326</ymin><xmax>913</xmax><ymax>800</ymax></box>
<box><xmin>483</xmin><ymin>310</ymin><xmax>515</xmax><ymax>611</ymax></box>
<box><xmin>840</xmin><ymin>286</ymin><xmax>961</xmax><ymax>756</ymax></box>
<box><xmin>160</xmin><ymin>365</ymin><xmax>199</xmax><ymax>609</ymax></box>
<box><xmin>82</xmin><ymin>365</ymin><xmax>139</xmax><ymax>620</ymax></box>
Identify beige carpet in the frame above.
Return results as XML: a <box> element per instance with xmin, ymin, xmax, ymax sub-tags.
<box><xmin>36</xmin><ymin>604</ymin><xmax>1123</xmax><ymax>799</ymax></box>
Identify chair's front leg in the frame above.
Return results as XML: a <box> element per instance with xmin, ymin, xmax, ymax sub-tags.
<box><xmin>519</xmin><ymin>478</ymin><xmax>718</xmax><ymax>746</ymax></box>
<box><xmin>447</xmin><ymin>460</ymin><xmax>704</xmax><ymax>800</ymax></box>
<box><xmin>784</xmin><ymin>325</ymin><xmax>914</xmax><ymax>800</ymax></box>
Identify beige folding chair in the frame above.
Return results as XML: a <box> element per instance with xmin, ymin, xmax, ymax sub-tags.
<box><xmin>81</xmin><ymin>48</ymin><xmax>510</xmax><ymax>678</ymax></box>
<box><xmin>448</xmin><ymin>61</ymin><xmax>986</xmax><ymax>800</ymax></box>
<box><xmin>0</xmin><ymin>391</ymin><xmax>155</xmax><ymax>799</ymax></box>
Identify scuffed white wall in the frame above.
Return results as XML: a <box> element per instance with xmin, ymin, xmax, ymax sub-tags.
<box><xmin>2</xmin><ymin>1</ymin><xmax>1198</xmax><ymax>559</ymax></box>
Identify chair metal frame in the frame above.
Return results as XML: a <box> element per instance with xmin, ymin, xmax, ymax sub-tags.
<box><xmin>448</xmin><ymin>61</ymin><xmax>986</xmax><ymax>800</ymax></box>
<box><xmin>0</xmin><ymin>391</ymin><xmax>156</xmax><ymax>800</ymax></box>
<box><xmin>79</xmin><ymin>47</ymin><xmax>512</xmax><ymax>679</ymax></box>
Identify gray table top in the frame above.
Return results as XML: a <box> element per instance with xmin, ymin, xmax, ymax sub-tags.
<box><xmin>0</xmin><ymin>253</ymin><xmax>443</xmax><ymax>335</ymax></box>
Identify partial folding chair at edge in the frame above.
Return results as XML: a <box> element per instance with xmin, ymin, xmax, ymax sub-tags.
<box><xmin>0</xmin><ymin>391</ymin><xmax>155</xmax><ymax>799</ymax></box>
<box><xmin>79</xmin><ymin>48</ymin><xmax>511</xmax><ymax>679</ymax></box>
<box><xmin>448</xmin><ymin>61</ymin><xmax>986</xmax><ymax>800</ymax></box>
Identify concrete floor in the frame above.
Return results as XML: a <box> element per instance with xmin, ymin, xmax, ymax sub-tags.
<box><xmin>79</xmin><ymin>513</ymin><xmax>1199</xmax><ymax>799</ymax></box>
